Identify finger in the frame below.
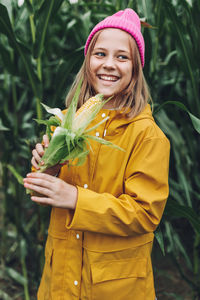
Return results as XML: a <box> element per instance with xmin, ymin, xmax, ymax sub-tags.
<box><xmin>26</xmin><ymin>172</ymin><xmax>56</xmax><ymax>182</ymax></box>
<box><xmin>35</xmin><ymin>143</ymin><xmax>45</xmax><ymax>157</ymax></box>
<box><xmin>31</xmin><ymin>157</ymin><xmax>40</xmax><ymax>170</ymax></box>
<box><xmin>43</xmin><ymin>135</ymin><xmax>49</xmax><ymax>148</ymax></box>
<box><xmin>23</xmin><ymin>176</ymin><xmax>46</xmax><ymax>187</ymax></box>
<box><xmin>24</xmin><ymin>176</ymin><xmax>50</xmax><ymax>188</ymax></box>
<box><xmin>23</xmin><ymin>181</ymin><xmax>52</xmax><ymax>197</ymax></box>
<box><xmin>31</xmin><ymin>195</ymin><xmax>53</xmax><ymax>206</ymax></box>
<box><xmin>32</xmin><ymin>149</ymin><xmax>44</xmax><ymax>165</ymax></box>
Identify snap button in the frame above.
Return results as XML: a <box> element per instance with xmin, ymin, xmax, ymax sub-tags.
<box><xmin>101</xmin><ymin>113</ymin><xmax>106</xmax><ymax>118</ymax></box>
<box><xmin>74</xmin><ymin>280</ymin><xmax>78</xmax><ymax>286</ymax></box>
<box><xmin>76</xmin><ymin>233</ymin><xmax>80</xmax><ymax>239</ymax></box>
<box><xmin>84</xmin><ymin>184</ymin><xmax>88</xmax><ymax>189</ymax></box>
<box><xmin>96</xmin><ymin>132</ymin><xmax>100</xmax><ymax>137</ymax></box>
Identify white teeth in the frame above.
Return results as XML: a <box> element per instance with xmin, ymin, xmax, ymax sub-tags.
<box><xmin>99</xmin><ymin>75</ymin><xmax>118</xmax><ymax>81</ymax></box>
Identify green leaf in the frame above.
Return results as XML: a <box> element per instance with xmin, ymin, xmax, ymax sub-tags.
<box><xmin>165</xmin><ymin>200</ymin><xmax>200</xmax><ymax>234</ymax></box>
<box><xmin>0</xmin><ymin>290</ymin><xmax>12</xmax><ymax>300</ymax></box>
<box><xmin>40</xmin><ymin>129</ymin><xmax>68</xmax><ymax>170</ymax></box>
<box><xmin>33</xmin><ymin>118</ymin><xmax>49</xmax><ymax>126</ymax></box>
<box><xmin>5</xmin><ymin>267</ymin><xmax>27</xmax><ymax>286</ymax></box>
<box><xmin>165</xmin><ymin>0</ymin><xmax>199</xmax><ymax>110</ymax></box>
<box><xmin>53</xmin><ymin>53</ymin><xmax>83</xmax><ymax>105</ymax></box>
<box><xmin>33</xmin><ymin>116</ymin><xmax>61</xmax><ymax>127</ymax></box>
<box><xmin>177</xmin><ymin>168</ymin><xmax>192</xmax><ymax>207</ymax></box>
<box><xmin>48</xmin><ymin>116</ymin><xmax>61</xmax><ymax>127</ymax></box>
<box><xmin>62</xmin><ymin>78</ymin><xmax>83</xmax><ymax>130</ymax></box>
<box><xmin>41</xmin><ymin>103</ymin><xmax>64</xmax><ymax>121</ymax></box>
<box><xmin>24</xmin><ymin>0</ymin><xmax>34</xmax><ymax>14</ymax></box>
<box><xmin>154</xmin><ymin>101</ymin><xmax>200</xmax><ymax>134</ymax></box>
<box><xmin>75</xmin><ymin>150</ymin><xmax>89</xmax><ymax>166</ymax></box>
<box><xmin>0</xmin><ymin>43</ymin><xmax>15</xmax><ymax>75</ymax></box>
<box><xmin>85</xmin><ymin>135</ymin><xmax>125</xmax><ymax>152</ymax></box>
<box><xmin>20</xmin><ymin>239</ymin><xmax>27</xmax><ymax>260</ymax></box>
<box><xmin>154</xmin><ymin>226</ymin><xmax>165</xmax><ymax>256</ymax></box>
<box><xmin>60</xmin><ymin>146</ymin><xmax>89</xmax><ymax>166</ymax></box>
<box><xmin>33</xmin><ymin>0</ymin><xmax>64</xmax><ymax>58</ymax></box>
<box><xmin>172</xmin><ymin>230</ymin><xmax>192</xmax><ymax>270</ymax></box>
<box><xmin>84</xmin><ymin>116</ymin><xmax>110</xmax><ymax>134</ymax></box>
<box><xmin>161</xmin><ymin>292</ymin><xmax>185</xmax><ymax>300</ymax></box>
<box><xmin>161</xmin><ymin>50</ymin><xmax>177</xmax><ymax>66</ymax></box>
<box><xmin>0</xmin><ymin>119</ymin><xmax>10</xmax><ymax>131</ymax></box>
<box><xmin>65</xmin><ymin>135</ymin><xmax>72</xmax><ymax>154</ymax></box>
<box><xmin>6</xmin><ymin>164</ymin><xmax>24</xmax><ymax>185</ymax></box>
<box><xmin>0</xmin><ymin>4</ymin><xmax>41</xmax><ymax>98</ymax></box>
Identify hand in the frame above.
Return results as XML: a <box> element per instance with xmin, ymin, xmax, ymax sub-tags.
<box><xmin>31</xmin><ymin>134</ymin><xmax>62</xmax><ymax>176</ymax></box>
<box><xmin>23</xmin><ymin>172</ymin><xmax>78</xmax><ymax>209</ymax></box>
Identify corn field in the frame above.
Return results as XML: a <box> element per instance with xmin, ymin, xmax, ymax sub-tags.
<box><xmin>0</xmin><ymin>0</ymin><xmax>200</xmax><ymax>299</ymax></box>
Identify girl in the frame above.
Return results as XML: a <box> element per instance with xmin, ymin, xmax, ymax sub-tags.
<box><xmin>24</xmin><ymin>8</ymin><xmax>170</xmax><ymax>300</ymax></box>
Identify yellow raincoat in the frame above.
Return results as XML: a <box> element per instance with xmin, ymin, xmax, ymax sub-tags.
<box><xmin>37</xmin><ymin>104</ymin><xmax>170</xmax><ymax>300</ymax></box>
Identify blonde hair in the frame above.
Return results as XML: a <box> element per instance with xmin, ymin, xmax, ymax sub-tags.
<box><xmin>65</xmin><ymin>30</ymin><xmax>151</xmax><ymax>118</ymax></box>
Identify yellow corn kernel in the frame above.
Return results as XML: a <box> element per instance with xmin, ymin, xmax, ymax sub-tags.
<box><xmin>72</xmin><ymin>94</ymin><xmax>104</xmax><ymax>131</ymax></box>
<box><xmin>75</xmin><ymin>94</ymin><xmax>103</xmax><ymax>117</ymax></box>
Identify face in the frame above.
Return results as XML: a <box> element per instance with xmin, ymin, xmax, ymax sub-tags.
<box><xmin>89</xmin><ymin>28</ymin><xmax>133</xmax><ymax>102</ymax></box>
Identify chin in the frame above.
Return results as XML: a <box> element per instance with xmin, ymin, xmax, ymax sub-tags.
<box><xmin>97</xmin><ymin>89</ymin><xmax>115</xmax><ymax>98</ymax></box>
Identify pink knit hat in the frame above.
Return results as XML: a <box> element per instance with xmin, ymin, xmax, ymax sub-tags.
<box><xmin>84</xmin><ymin>8</ymin><xmax>145</xmax><ymax>67</ymax></box>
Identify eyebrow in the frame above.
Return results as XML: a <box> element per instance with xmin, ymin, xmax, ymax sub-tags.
<box><xmin>93</xmin><ymin>47</ymin><xmax>106</xmax><ymax>51</ymax></box>
<box><xmin>94</xmin><ymin>47</ymin><xmax>130</xmax><ymax>53</ymax></box>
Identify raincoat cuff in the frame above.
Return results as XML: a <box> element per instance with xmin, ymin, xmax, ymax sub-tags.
<box><xmin>65</xmin><ymin>185</ymin><xmax>93</xmax><ymax>230</ymax></box>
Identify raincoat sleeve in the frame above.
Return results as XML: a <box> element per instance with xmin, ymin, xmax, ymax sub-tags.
<box><xmin>66</xmin><ymin>135</ymin><xmax>170</xmax><ymax>236</ymax></box>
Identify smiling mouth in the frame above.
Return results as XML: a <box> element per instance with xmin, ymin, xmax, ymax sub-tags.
<box><xmin>98</xmin><ymin>75</ymin><xmax>119</xmax><ymax>82</ymax></box>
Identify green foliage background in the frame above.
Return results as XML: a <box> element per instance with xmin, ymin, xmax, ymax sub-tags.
<box><xmin>0</xmin><ymin>0</ymin><xmax>200</xmax><ymax>299</ymax></box>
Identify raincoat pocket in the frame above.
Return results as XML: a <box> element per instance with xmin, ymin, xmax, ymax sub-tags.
<box><xmin>91</xmin><ymin>258</ymin><xmax>147</xmax><ymax>300</ymax></box>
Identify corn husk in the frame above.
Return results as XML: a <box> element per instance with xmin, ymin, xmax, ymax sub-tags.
<box><xmin>34</xmin><ymin>81</ymin><xmax>124</xmax><ymax>172</ymax></box>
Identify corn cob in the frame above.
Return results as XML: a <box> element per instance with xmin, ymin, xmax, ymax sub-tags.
<box><xmin>32</xmin><ymin>93</ymin><xmax>122</xmax><ymax>173</ymax></box>
<box><xmin>72</xmin><ymin>94</ymin><xmax>104</xmax><ymax>132</ymax></box>
<box><xmin>75</xmin><ymin>94</ymin><xmax>104</xmax><ymax>117</ymax></box>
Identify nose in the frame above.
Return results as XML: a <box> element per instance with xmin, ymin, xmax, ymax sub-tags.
<box><xmin>103</xmin><ymin>55</ymin><xmax>115</xmax><ymax>70</ymax></box>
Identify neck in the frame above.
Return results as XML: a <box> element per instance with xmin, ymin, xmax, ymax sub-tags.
<box><xmin>103</xmin><ymin>97</ymin><xmax>118</xmax><ymax>109</ymax></box>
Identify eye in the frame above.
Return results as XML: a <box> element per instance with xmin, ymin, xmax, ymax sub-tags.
<box><xmin>118</xmin><ymin>54</ymin><xmax>129</xmax><ymax>60</ymax></box>
<box><xmin>94</xmin><ymin>51</ymin><xmax>105</xmax><ymax>57</ymax></box>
